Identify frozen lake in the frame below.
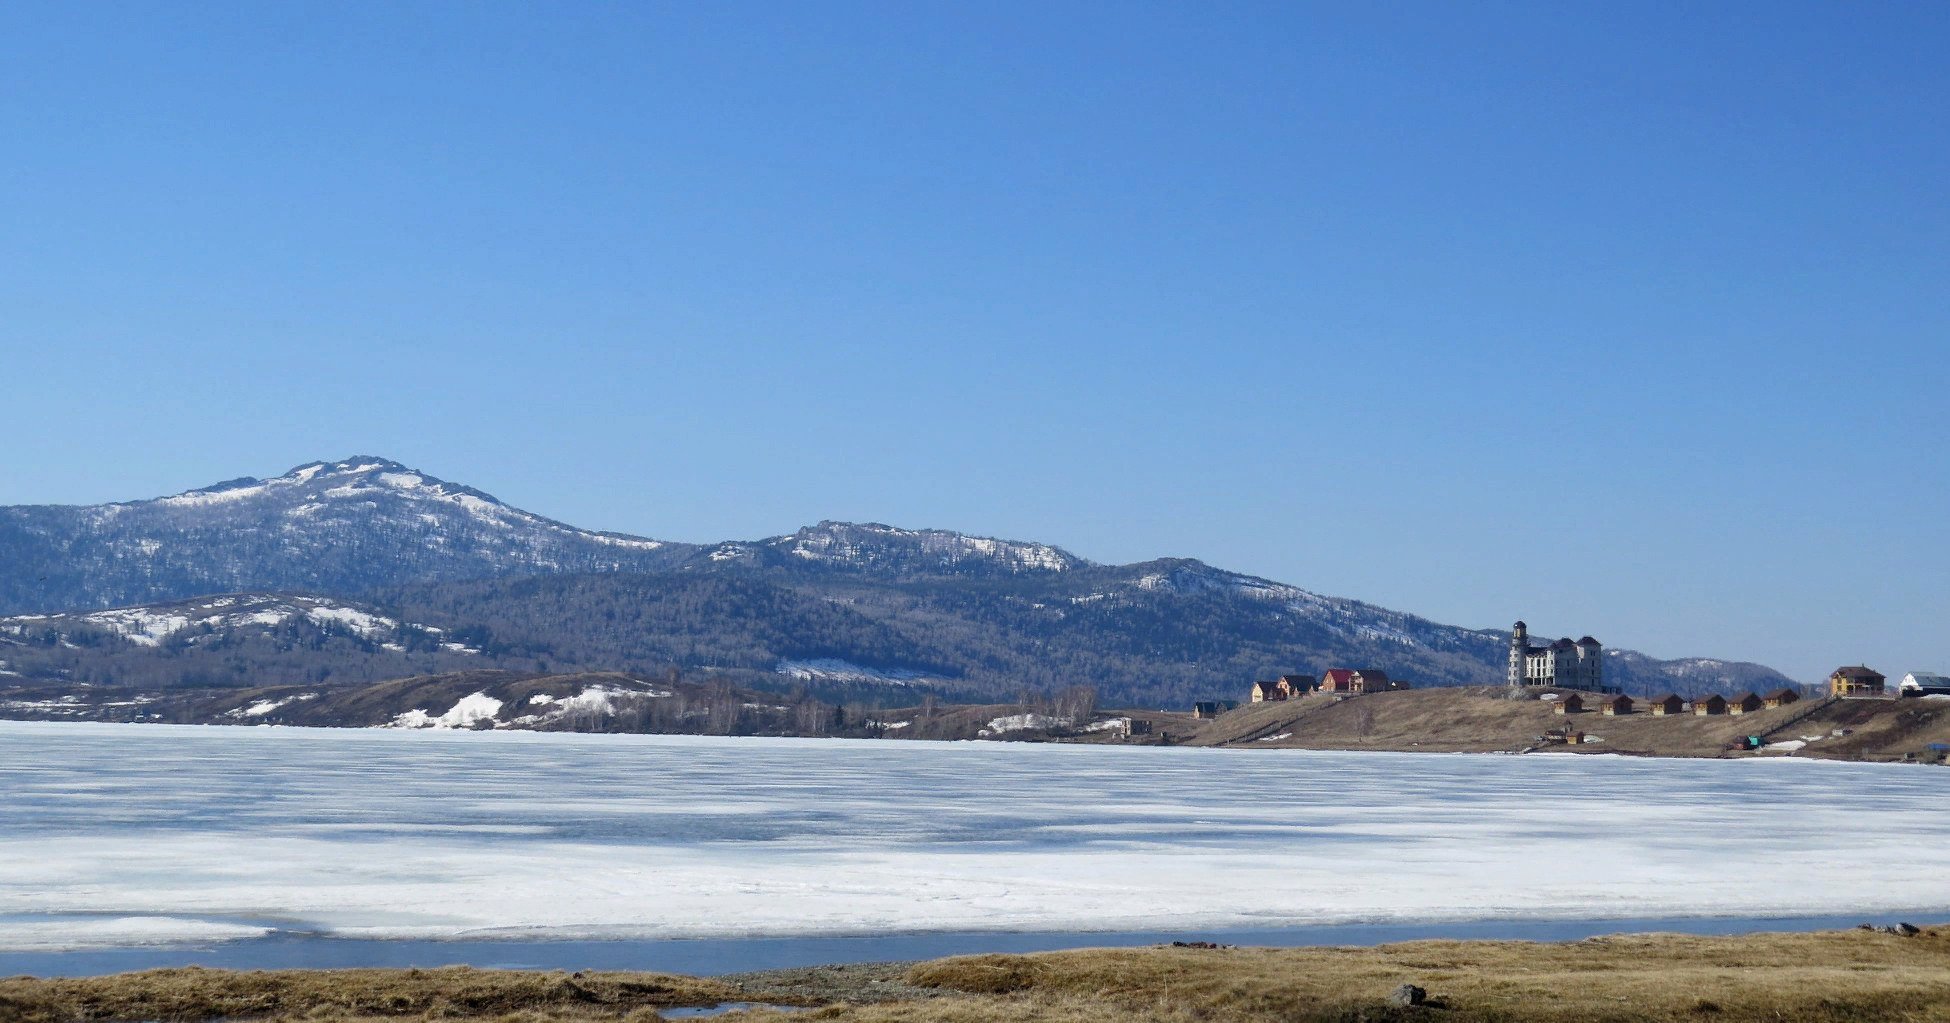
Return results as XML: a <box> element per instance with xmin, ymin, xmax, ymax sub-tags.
<box><xmin>2</xmin><ymin>722</ymin><xmax>1947</xmax><ymax>964</ymax></box>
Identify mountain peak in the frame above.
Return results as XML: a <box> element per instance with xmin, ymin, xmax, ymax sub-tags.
<box><xmin>152</xmin><ymin>457</ymin><xmax>503</xmax><ymax>511</ymax></box>
<box><xmin>776</xmin><ymin>521</ymin><xmax>1084</xmax><ymax>574</ymax></box>
<box><xmin>0</xmin><ymin>459</ymin><xmax>676</xmax><ymax>615</ymax></box>
<box><xmin>283</xmin><ymin>456</ymin><xmax>414</xmax><ymax>480</ymax></box>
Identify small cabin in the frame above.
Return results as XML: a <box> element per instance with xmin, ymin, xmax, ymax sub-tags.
<box><xmin>1647</xmin><ymin>693</ymin><xmax>1686</xmax><ymax>716</ymax></box>
<box><xmin>1600</xmin><ymin>695</ymin><xmax>1634</xmax><ymax>716</ymax></box>
<box><xmin>1830</xmin><ymin>666</ymin><xmax>1886</xmax><ymax>698</ymax></box>
<box><xmin>1553</xmin><ymin>693</ymin><xmax>1585</xmax><ymax>715</ymax></box>
<box><xmin>1319</xmin><ymin>668</ymin><xmax>1357</xmax><ymax>693</ymax></box>
<box><xmin>1249</xmin><ymin>680</ymin><xmax>1283</xmax><ymax>703</ymax></box>
<box><xmin>1693</xmin><ymin>694</ymin><xmax>1728</xmax><ymax>716</ymax></box>
<box><xmin>1565</xmin><ymin>730</ymin><xmax>1588</xmax><ymax>745</ymax></box>
<box><xmin>1726</xmin><ymin>692</ymin><xmax>1764</xmax><ymax>715</ymax></box>
<box><xmin>1762</xmin><ymin>688</ymin><xmax>1800</xmax><ymax>709</ymax></box>
<box><xmin>1192</xmin><ymin>701</ymin><xmax>1220</xmax><ymax>720</ymax></box>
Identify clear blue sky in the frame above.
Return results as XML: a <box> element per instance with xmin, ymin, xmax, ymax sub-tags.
<box><xmin>1</xmin><ymin>2</ymin><xmax>1944</xmax><ymax>682</ymax></box>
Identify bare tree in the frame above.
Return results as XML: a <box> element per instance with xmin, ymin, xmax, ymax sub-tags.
<box><xmin>1054</xmin><ymin>685</ymin><xmax>1098</xmax><ymax>725</ymax></box>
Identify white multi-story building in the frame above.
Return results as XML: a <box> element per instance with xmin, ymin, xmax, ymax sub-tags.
<box><xmin>1507</xmin><ymin>620</ymin><xmax>1604</xmax><ymax>690</ymax></box>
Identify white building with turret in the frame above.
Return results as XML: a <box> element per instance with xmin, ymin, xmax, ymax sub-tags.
<box><xmin>1507</xmin><ymin>621</ymin><xmax>1604</xmax><ymax>691</ymax></box>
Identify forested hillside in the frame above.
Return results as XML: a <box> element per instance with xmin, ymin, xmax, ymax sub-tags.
<box><xmin>0</xmin><ymin>461</ymin><xmax>1801</xmax><ymax>705</ymax></box>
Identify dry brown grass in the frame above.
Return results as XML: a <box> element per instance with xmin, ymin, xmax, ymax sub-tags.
<box><xmin>900</xmin><ymin>927</ymin><xmax>1950</xmax><ymax>1023</ymax></box>
<box><xmin>0</xmin><ymin>965</ymin><xmax>741</xmax><ymax>1023</ymax></box>
<box><xmin>1191</xmin><ymin>686</ymin><xmax>1950</xmax><ymax>761</ymax></box>
<box><xmin>8</xmin><ymin>927</ymin><xmax>1948</xmax><ymax>1023</ymax></box>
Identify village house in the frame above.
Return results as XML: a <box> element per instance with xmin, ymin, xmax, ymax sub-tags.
<box><xmin>1830</xmin><ymin>666</ymin><xmax>1887</xmax><ymax>697</ymax></box>
<box><xmin>1192</xmin><ymin>701</ymin><xmax>1221</xmax><ymax>719</ymax></box>
<box><xmin>1727</xmin><ymin>692</ymin><xmax>1764</xmax><ymax>715</ymax></box>
<box><xmin>1762</xmin><ymin>688</ymin><xmax>1801</xmax><ymax>709</ymax></box>
<box><xmin>1317</xmin><ymin>668</ymin><xmax>1399</xmax><ymax>694</ymax></box>
<box><xmin>1349</xmin><ymin>669</ymin><xmax>1391</xmax><ymax>693</ymax></box>
<box><xmin>1319</xmin><ymin>668</ymin><xmax>1357</xmax><ymax>694</ymax></box>
<box><xmin>1554</xmin><ymin>693</ymin><xmax>1585</xmax><ymax>715</ymax></box>
<box><xmin>1693</xmin><ymin>694</ymin><xmax>1728</xmax><ymax>716</ymax></box>
<box><xmin>1600</xmin><ymin>694</ymin><xmax>1634</xmax><ymax>716</ymax></box>
<box><xmin>1900</xmin><ymin>672</ymin><xmax>1950</xmax><ymax>696</ymax></box>
<box><xmin>1249</xmin><ymin>675</ymin><xmax>1316</xmax><ymax>702</ymax></box>
<box><xmin>1647</xmin><ymin>693</ymin><xmax>1686</xmax><ymax>716</ymax></box>
<box><xmin>1281</xmin><ymin>673</ymin><xmax>1316</xmax><ymax>694</ymax></box>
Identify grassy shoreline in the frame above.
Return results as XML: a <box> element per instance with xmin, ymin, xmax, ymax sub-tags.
<box><xmin>6</xmin><ymin>924</ymin><xmax>1947</xmax><ymax>1023</ymax></box>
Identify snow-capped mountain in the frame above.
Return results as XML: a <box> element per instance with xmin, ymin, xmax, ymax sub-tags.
<box><xmin>682</xmin><ymin>521</ymin><xmax>1083</xmax><ymax>576</ymax></box>
<box><xmin>0</xmin><ymin>458</ymin><xmax>685</xmax><ymax>614</ymax></box>
<box><xmin>0</xmin><ymin>458</ymin><xmax>1801</xmax><ymax>702</ymax></box>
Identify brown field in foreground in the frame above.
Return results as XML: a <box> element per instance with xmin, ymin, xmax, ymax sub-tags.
<box><xmin>6</xmin><ymin>926</ymin><xmax>1948</xmax><ymax>1023</ymax></box>
<box><xmin>0</xmin><ymin>966</ymin><xmax>740</xmax><ymax>1023</ymax></box>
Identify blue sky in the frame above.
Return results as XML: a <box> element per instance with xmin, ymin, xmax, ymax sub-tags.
<box><xmin>1</xmin><ymin>2</ymin><xmax>1944</xmax><ymax>681</ymax></box>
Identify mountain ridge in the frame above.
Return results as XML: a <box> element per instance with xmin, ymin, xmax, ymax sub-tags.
<box><xmin>0</xmin><ymin>458</ymin><xmax>1805</xmax><ymax>701</ymax></box>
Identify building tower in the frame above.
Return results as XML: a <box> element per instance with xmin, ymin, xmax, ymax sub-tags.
<box><xmin>1508</xmin><ymin>621</ymin><xmax>1528</xmax><ymax>688</ymax></box>
<box><xmin>1576</xmin><ymin>636</ymin><xmax>1603</xmax><ymax>691</ymax></box>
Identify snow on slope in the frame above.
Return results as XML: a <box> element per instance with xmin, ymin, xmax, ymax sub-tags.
<box><xmin>1132</xmin><ymin>562</ymin><xmax>1445</xmax><ymax>648</ymax></box>
<box><xmin>777</xmin><ymin>658</ymin><xmax>940</xmax><ymax>686</ymax></box>
<box><xmin>777</xmin><ymin>521</ymin><xmax>1080</xmax><ymax>573</ymax></box>
<box><xmin>0</xmin><ymin>595</ymin><xmax>475</xmax><ymax>653</ymax></box>
<box><xmin>0</xmin><ymin>457</ymin><xmax>678</xmax><ymax>616</ymax></box>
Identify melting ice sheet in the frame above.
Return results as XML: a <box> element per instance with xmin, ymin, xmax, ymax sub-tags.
<box><xmin>1</xmin><ymin>722</ymin><xmax>1947</xmax><ymax>952</ymax></box>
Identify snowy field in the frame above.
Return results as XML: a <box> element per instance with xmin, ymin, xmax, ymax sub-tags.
<box><xmin>2</xmin><ymin>721</ymin><xmax>1947</xmax><ymax>953</ymax></box>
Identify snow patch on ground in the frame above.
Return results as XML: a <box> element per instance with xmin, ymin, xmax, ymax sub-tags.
<box><xmin>982</xmin><ymin>713</ymin><xmax>1070</xmax><ymax>734</ymax></box>
<box><xmin>502</xmin><ymin>685</ymin><xmax>669</xmax><ymax>728</ymax></box>
<box><xmin>777</xmin><ymin>659</ymin><xmax>935</xmax><ymax>685</ymax></box>
<box><xmin>72</xmin><ymin>609</ymin><xmax>194</xmax><ymax>646</ymax></box>
<box><xmin>0</xmin><ymin>696</ymin><xmax>87</xmax><ymax>713</ymax></box>
<box><xmin>302</xmin><ymin>604</ymin><xmax>395</xmax><ymax>637</ymax></box>
<box><xmin>226</xmin><ymin>694</ymin><xmax>319</xmax><ymax>719</ymax></box>
<box><xmin>388</xmin><ymin>692</ymin><xmax>504</xmax><ymax>730</ymax></box>
<box><xmin>547</xmin><ymin>687</ymin><xmax>626</xmax><ymax>716</ymax></box>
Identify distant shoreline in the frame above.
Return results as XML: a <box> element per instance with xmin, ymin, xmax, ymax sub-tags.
<box><xmin>5</xmin><ymin>922</ymin><xmax>1949</xmax><ymax>1022</ymax></box>
<box><xmin>4</xmin><ymin>684</ymin><xmax>1948</xmax><ymax>768</ymax></box>
<box><xmin>6</xmin><ymin>910</ymin><xmax>1949</xmax><ymax>979</ymax></box>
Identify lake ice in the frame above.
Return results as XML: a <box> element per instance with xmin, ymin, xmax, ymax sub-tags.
<box><xmin>1</xmin><ymin>721</ymin><xmax>1946</xmax><ymax>952</ymax></box>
